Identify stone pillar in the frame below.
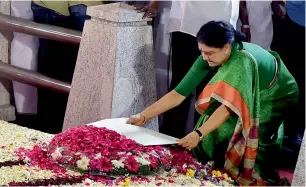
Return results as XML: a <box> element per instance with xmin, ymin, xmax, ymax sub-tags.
<box><xmin>63</xmin><ymin>3</ymin><xmax>158</xmax><ymax>131</ymax></box>
<box><xmin>0</xmin><ymin>0</ymin><xmax>16</xmax><ymax>121</ymax></box>
<box><xmin>292</xmin><ymin>132</ymin><xmax>305</xmax><ymax>186</ymax></box>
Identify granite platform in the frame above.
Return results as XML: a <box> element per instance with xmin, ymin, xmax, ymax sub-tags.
<box><xmin>63</xmin><ymin>3</ymin><xmax>158</xmax><ymax>131</ymax></box>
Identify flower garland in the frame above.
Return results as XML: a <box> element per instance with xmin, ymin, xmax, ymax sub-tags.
<box><xmin>48</xmin><ymin>125</ymin><xmax>173</xmax><ymax>176</ymax></box>
<box><xmin>0</xmin><ymin>120</ymin><xmax>236</xmax><ymax>186</ymax></box>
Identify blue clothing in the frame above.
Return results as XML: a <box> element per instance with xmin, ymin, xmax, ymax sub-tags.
<box><xmin>286</xmin><ymin>0</ymin><xmax>305</xmax><ymax>27</ymax></box>
<box><xmin>69</xmin><ymin>4</ymin><xmax>90</xmax><ymax>31</ymax></box>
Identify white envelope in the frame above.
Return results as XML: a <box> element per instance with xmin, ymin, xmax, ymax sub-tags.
<box><xmin>88</xmin><ymin>118</ymin><xmax>178</xmax><ymax>146</ymax></box>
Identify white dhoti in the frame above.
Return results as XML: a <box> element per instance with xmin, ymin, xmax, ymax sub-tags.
<box><xmin>246</xmin><ymin>1</ymin><xmax>273</xmax><ymax>50</ymax></box>
<box><xmin>11</xmin><ymin>1</ymin><xmax>39</xmax><ymax>114</ymax></box>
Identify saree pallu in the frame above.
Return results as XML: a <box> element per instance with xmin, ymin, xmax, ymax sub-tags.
<box><xmin>193</xmin><ymin>50</ymin><xmax>298</xmax><ymax>185</ymax></box>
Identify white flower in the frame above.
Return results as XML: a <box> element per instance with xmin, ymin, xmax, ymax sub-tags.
<box><xmin>0</xmin><ymin>120</ymin><xmax>235</xmax><ymax>187</ymax></box>
<box><xmin>94</xmin><ymin>153</ymin><xmax>102</xmax><ymax>159</ymax></box>
<box><xmin>189</xmin><ymin>164</ymin><xmax>197</xmax><ymax>170</ymax></box>
<box><xmin>117</xmin><ymin>152</ymin><xmax>125</xmax><ymax>155</ymax></box>
<box><xmin>111</xmin><ymin>160</ymin><xmax>124</xmax><ymax>169</ymax></box>
<box><xmin>0</xmin><ymin>165</ymin><xmax>54</xmax><ymax>186</ymax></box>
<box><xmin>50</xmin><ymin>147</ymin><xmax>63</xmax><ymax>160</ymax></box>
<box><xmin>76</xmin><ymin>156</ymin><xmax>90</xmax><ymax>171</ymax></box>
<box><xmin>23</xmin><ymin>156</ymin><xmax>31</xmax><ymax>163</ymax></box>
<box><xmin>84</xmin><ymin>178</ymin><xmax>93</xmax><ymax>186</ymax></box>
<box><xmin>75</xmin><ymin>152</ymin><xmax>82</xmax><ymax>156</ymax></box>
<box><xmin>140</xmin><ymin>153</ymin><xmax>150</xmax><ymax>159</ymax></box>
<box><xmin>136</xmin><ymin>157</ymin><xmax>150</xmax><ymax>166</ymax></box>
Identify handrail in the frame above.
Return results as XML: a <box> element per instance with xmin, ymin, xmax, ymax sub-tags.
<box><xmin>0</xmin><ymin>13</ymin><xmax>81</xmax><ymax>44</ymax></box>
<box><xmin>0</xmin><ymin>61</ymin><xmax>71</xmax><ymax>94</ymax></box>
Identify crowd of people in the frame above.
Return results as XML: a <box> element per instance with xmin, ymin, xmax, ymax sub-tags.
<box><xmin>10</xmin><ymin>0</ymin><xmax>305</xmax><ymax>186</ymax></box>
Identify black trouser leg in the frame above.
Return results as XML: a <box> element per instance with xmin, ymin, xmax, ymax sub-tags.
<box><xmin>282</xmin><ymin>16</ymin><xmax>305</xmax><ymax>136</ymax></box>
<box><xmin>32</xmin><ymin>2</ymin><xmax>79</xmax><ymax>133</ymax></box>
<box><xmin>161</xmin><ymin>32</ymin><xmax>201</xmax><ymax>138</ymax></box>
<box><xmin>272</xmin><ymin>15</ymin><xmax>305</xmax><ymax>171</ymax></box>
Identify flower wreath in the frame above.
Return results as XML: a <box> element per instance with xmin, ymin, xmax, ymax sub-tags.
<box><xmin>48</xmin><ymin>126</ymin><xmax>172</xmax><ymax>176</ymax></box>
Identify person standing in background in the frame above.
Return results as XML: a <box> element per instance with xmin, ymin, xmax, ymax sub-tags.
<box><xmin>132</xmin><ymin>0</ymin><xmax>172</xmax><ymax>127</ymax></box>
<box><xmin>239</xmin><ymin>0</ymin><xmax>273</xmax><ymax>50</ymax></box>
<box><xmin>271</xmin><ymin>0</ymin><xmax>305</xmax><ymax>134</ymax></box>
<box><xmin>271</xmin><ymin>0</ymin><xmax>305</xmax><ymax>172</ymax></box>
<box><xmin>137</xmin><ymin>0</ymin><xmax>240</xmax><ymax>138</ymax></box>
<box><xmin>11</xmin><ymin>0</ymin><xmax>39</xmax><ymax>117</ymax></box>
<box><xmin>31</xmin><ymin>0</ymin><xmax>104</xmax><ymax>133</ymax></box>
<box><xmin>69</xmin><ymin>1</ymin><xmax>105</xmax><ymax>31</ymax></box>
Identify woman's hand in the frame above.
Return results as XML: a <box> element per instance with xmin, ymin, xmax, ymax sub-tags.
<box><xmin>127</xmin><ymin>90</ymin><xmax>186</xmax><ymax>127</ymax></box>
<box><xmin>177</xmin><ymin>131</ymin><xmax>201</xmax><ymax>151</ymax></box>
<box><xmin>127</xmin><ymin>113</ymin><xmax>146</xmax><ymax>126</ymax></box>
<box><xmin>134</xmin><ymin>2</ymin><xmax>158</xmax><ymax>19</ymax></box>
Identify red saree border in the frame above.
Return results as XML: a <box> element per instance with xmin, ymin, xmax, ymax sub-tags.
<box><xmin>196</xmin><ymin>80</ymin><xmax>251</xmax><ymax>131</ymax></box>
<box><xmin>195</xmin><ymin>80</ymin><xmax>263</xmax><ymax>185</ymax></box>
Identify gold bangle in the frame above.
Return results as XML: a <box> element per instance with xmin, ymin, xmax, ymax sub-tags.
<box><xmin>140</xmin><ymin>112</ymin><xmax>146</xmax><ymax>124</ymax></box>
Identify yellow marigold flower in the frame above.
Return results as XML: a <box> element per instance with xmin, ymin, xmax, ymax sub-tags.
<box><xmin>186</xmin><ymin>169</ymin><xmax>196</xmax><ymax>177</ymax></box>
<box><xmin>212</xmin><ymin>170</ymin><xmax>222</xmax><ymax>177</ymax></box>
<box><xmin>120</xmin><ymin>177</ymin><xmax>131</xmax><ymax>186</ymax></box>
<box><xmin>223</xmin><ymin>173</ymin><xmax>229</xmax><ymax>180</ymax></box>
<box><xmin>17</xmin><ymin>134</ymin><xmax>23</xmax><ymax>139</ymax></box>
<box><xmin>216</xmin><ymin>170</ymin><xmax>222</xmax><ymax>177</ymax></box>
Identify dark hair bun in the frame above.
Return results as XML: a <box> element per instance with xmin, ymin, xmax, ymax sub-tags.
<box><xmin>235</xmin><ymin>31</ymin><xmax>247</xmax><ymax>42</ymax></box>
<box><xmin>196</xmin><ymin>21</ymin><xmax>247</xmax><ymax>48</ymax></box>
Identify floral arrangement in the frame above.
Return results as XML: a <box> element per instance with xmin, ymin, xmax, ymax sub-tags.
<box><xmin>0</xmin><ymin>120</ymin><xmax>236</xmax><ymax>186</ymax></box>
<box><xmin>48</xmin><ymin>126</ymin><xmax>172</xmax><ymax>176</ymax></box>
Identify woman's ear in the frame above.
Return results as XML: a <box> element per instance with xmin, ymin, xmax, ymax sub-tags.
<box><xmin>224</xmin><ymin>43</ymin><xmax>230</xmax><ymax>54</ymax></box>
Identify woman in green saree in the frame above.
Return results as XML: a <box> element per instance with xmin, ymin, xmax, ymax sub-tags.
<box><xmin>128</xmin><ymin>21</ymin><xmax>298</xmax><ymax>185</ymax></box>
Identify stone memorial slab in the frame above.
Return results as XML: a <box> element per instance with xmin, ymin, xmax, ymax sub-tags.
<box><xmin>63</xmin><ymin>3</ymin><xmax>158</xmax><ymax>131</ymax></box>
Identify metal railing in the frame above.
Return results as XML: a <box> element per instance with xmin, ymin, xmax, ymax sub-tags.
<box><xmin>0</xmin><ymin>61</ymin><xmax>71</xmax><ymax>94</ymax></box>
<box><xmin>0</xmin><ymin>13</ymin><xmax>81</xmax><ymax>44</ymax></box>
<box><xmin>0</xmin><ymin>14</ymin><xmax>79</xmax><ymax>93</ymax></box>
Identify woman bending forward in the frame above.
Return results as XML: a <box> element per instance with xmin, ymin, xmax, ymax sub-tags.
<box><xmin>128</xmin><ymin>21</ymin><xmax>298</xmax><ymax>185</ymax></box>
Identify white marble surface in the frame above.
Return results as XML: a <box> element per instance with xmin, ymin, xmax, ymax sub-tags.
<box><xmin>88</xmin><ymin>118</ymin><xmax>177</xmax><ymax>146</ymax></box>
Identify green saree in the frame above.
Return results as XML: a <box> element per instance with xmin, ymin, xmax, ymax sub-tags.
<box><xmin>193</xmin><ymin>49</ymin><xmax>298</xmax><ymax>185</ymax></box>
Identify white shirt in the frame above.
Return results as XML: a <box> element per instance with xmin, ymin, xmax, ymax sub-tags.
<box><xmin>167</xmin><ymin>0</ymin><xmax>240</xmax><ymax>37</ymax></box>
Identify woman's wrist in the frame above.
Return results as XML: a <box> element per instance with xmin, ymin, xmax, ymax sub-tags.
<box><xmin>194</xmin><ymin>129</ymin><xmax>204</xmax><ymax>141</ymax></box>
<box><xmin>139</xmin><ymin>112</ymin><xmax>147</xmax><ymax>124</ymax></box>
<box><xmin>198</xmin><ymin>127</ymin><xmax>206</xmax><ymax>138</ymax></box>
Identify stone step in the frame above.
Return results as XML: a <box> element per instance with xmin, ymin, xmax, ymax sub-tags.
<box><xmin>0</xmin><ymin>104</ymin><xmax>16</xmax><ymax>122</ymax></box>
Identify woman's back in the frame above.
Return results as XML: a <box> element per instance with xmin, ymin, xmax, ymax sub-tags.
<box><xmin>241</xmin><ymin>42</ymin><xmax>276</xmax><ymax>90</ymax></box>
<box><xmin>238</xmin><ymin>42</ymin><xmax>298</xmax><ymax>124</ymax></box>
